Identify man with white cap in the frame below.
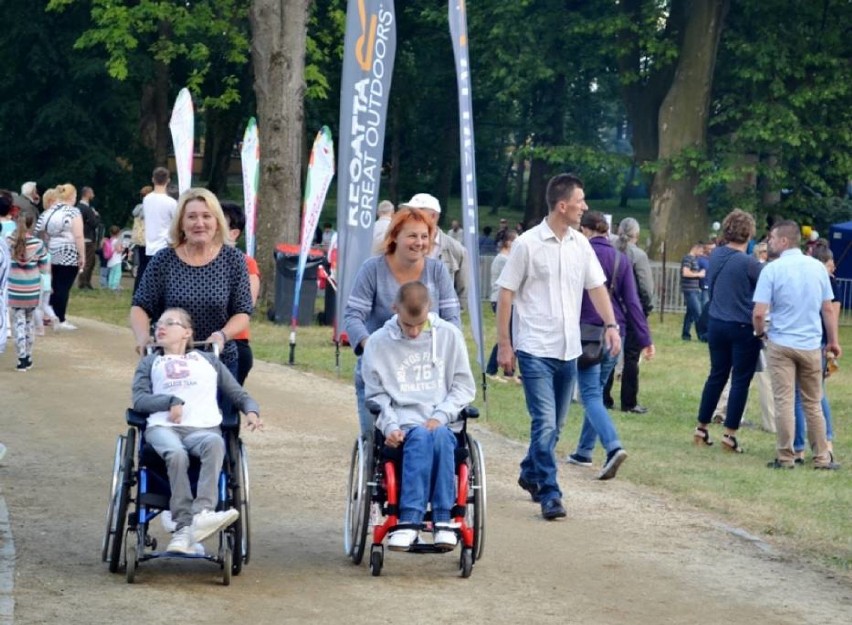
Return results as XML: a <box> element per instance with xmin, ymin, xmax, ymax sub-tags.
<box><xmin>399</xmin><ymin>193</ymin><xmax>468</xmax><ymax>309</ymax></box>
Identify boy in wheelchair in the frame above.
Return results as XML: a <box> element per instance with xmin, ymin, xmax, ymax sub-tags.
<box><xmin>131</xmin><ymin>307</ymin><xmax>262</xmax><ymax>554</ymax></box>
<box><xmin>362</xmin><ymin>281</ymin><xmax>475</xmax><ymax>551</ymax></box>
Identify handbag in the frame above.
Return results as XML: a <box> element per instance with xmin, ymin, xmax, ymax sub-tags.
<box><xmin>578</xmin><ymin>323</ymin><xmax>606</xmax><ymax>370</ymax></box>
<box><xmin>131</xmin><ymin>215</ymin><xmax>145</xmax><ymax>246</ymax></box>
<box><xmin>577</xmin><ymin>251</ymin><xmax>622</xmax><ymax>370</ymax></box>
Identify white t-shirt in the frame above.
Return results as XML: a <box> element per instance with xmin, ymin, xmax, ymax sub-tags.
<box><xmin>147</xmin><ymin>352</ymin><xmax>222</xmax><ymax>428</ymax></box>
<box><xmin>143</xmin><ymin>191</ymin><xmax>177</xmax><ymax>256</ymax></box>
<box><xmin>496</xmin><ymin>219</ymin><xmax>605</xmax><ymax>361</ymax></box>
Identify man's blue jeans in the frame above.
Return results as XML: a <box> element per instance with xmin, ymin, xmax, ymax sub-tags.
<box><xmin>517</xmin><ymin>351</ymin><xmax>577</xmax><ymax>503</ymax></box>
<box><xmin>682</xmin><ymin>290</ymin><xmax>704</xmax><ymax>340</ymax></box>
<box><xmin>574</xmin><ymin>347</ymin><xmax>623</xmax><ymax>458</ymax></box>
<box><xmin>399</xmin><ymin>426</ymin><xmax>457</xmax><ymax>524</ymax></box>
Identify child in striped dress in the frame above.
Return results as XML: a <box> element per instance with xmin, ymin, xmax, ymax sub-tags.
<box><xmin>7</xmin><ymin>214</ymin><xmax>50</xmax><ymax>371</ymax></box>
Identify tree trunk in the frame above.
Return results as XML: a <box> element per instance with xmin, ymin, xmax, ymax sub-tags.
<box><xmin>249</xmin><ymin>0</ymin><xmax>311</xmax><ymax>310</ymax></box>
<box><xmin>203</xmin><ymin>106</ymin><xmax>244</xmax><ymax>196</ymax></box>
<box><xmin>648</xmin><ymin>0</ymin><xmax>729</xmax><ymax>260</ymax></box>
<box><xmin>524</xmin><ymin>157</ymin><xmax>549</xmax><ymax>228</ymax></box>
<box><xmin>511</xmin><ymin>154</ymin><xmax>525</xmax><ymax>209</ymax></box>
<box><xmin>388</xmin><ymin>106</ymin><xmax>401</xmax><ymax>205</ymax></box>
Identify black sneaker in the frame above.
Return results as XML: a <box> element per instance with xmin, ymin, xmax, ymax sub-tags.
<box><xmin>541</xmin><ymin>498</ymin><xmax>567</xmax><ymax>520</ymax></box>
<box><xmin>566</xmin><ymin>453</ymin><xmax>593</xmax><ymax>467</ymax></box>
<box><xmin>16</xmin><ymin>358</ymin><xmax>28</xmax><ymax>372</ymax></box>
<box><xmin>517</xmin><ymin>477</ymin><xmax>540</xmax><ymax>502</ymax></box>
<box><xmin>597</xmin><ymin>449</ymin><xmax>628</xmax><ymax>480</ymax></box>
<box><xmin>766</xmin><ymin>459</ymin><xmax>795</xmax><ymax>470</ymax></box>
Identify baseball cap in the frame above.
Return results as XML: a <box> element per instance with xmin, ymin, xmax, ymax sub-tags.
<box><xmin>400</xmin><ymin>193</ymin><xmax>441</xmax><ymax>214</ymax></box>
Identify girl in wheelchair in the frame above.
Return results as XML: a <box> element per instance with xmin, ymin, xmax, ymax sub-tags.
<box><xmin>131</xmin><ymin>307</ymin><xmax>262</xmax><ymax>554</ymax></box>
<box><xmin>362</xmin><ymin>282</ymin><xmax>475</xmax><ymax>552</ymax></box>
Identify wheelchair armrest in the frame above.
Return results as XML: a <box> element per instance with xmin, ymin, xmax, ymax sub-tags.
<box><xmin>460</xmin><ymin>406</ymin><xmax>479</xmax><ymax>420</ymax></box>
<box><xmin>126</xmin><ymin>408</ymin><xmax>148</xmax><ymax>428</ymax></box>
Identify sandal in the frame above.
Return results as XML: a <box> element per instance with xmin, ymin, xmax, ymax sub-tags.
<box><xmin>693</xmin><ymin>426</ymin><xmax>713</xmax><ymax>446</ymax></box>
<box><xmin>721</xmin><ymin>434</ymin><xmax>745</xmax><ymax>454</ymax></box>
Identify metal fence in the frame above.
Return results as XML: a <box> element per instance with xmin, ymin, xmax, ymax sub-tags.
<box><xmin>477</xmin><ymin>255</ymin><xmax>852</xmax><ymax>325</ymax></box>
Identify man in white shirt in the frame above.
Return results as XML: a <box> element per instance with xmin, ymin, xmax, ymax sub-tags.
<box><xmin>496</xmin><ymin>173</ymin><xmax>621</xmax><ymax>520</ymax></box>
<box><xmin>372</xmin><ymin>200</ymin><xmax>395</xmax><ymax>253</ymax></box>
<box><xmin>137</xmin><ymin>167</ymin><xmax>177</xmax><ymax>290</ymax></box>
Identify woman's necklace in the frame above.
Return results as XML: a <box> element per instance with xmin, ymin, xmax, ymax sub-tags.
<box><xmin>181</xmin><ymin>243</ymin><xmax>216</xmax><ymax>266</ymax></box>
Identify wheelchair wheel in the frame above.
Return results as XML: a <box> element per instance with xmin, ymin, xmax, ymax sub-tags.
<box><xmin>102</xmin><ymin>434</ymin><xmax>125</xmax><ymax>562</ymax></box>
<box><xmin>369</xmin><ymin>545</ymin><xmax>383</xmax><ymax>577</ymax></box>
<box><xmin>222</xmin><ymin>540</ymin><xmax>233</xmax><ymax>586</ymax></box>
<box><xmin>344</xmin><ymin>435</ymin><xmax>372</xmax><ymax>565</ymax></box>
<box><xmin>125</xmin><ymin>532</ymin><xmax>138</xmax><ymax>584</ymax></box>
<box><xmin>227</xmin><ymin>436</ymin><xmax>250</xmax><ymax>575</ymax></box>
<box><xmin>460</xmin><ymin>547</ymin><xmax>473</xmax><ymax>578</ymax></box>
<box><xmin>109</xmin><ymin>427</ymin><xmax>136</xmax><ymax>573</ymax></box>
<box><xmin>466</xmin><ymin>435</ymin><xmax>487</xmax><ymax>563</ymax></box>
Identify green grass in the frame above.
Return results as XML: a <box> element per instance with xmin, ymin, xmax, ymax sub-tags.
<box><xmin>73</xmin><ymin>284</ymin><xmax>851</xmax><ymax>572</ymax></box>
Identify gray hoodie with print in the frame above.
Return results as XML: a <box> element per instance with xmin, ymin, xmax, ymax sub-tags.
<box><xmin>362</xmin><ymin>313</ymin><xmax>476</xmax><ymax>437</ymax></box>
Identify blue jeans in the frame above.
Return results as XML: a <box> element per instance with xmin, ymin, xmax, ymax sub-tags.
<box><xmin>517</xmin><ymin>351</ymin><xmax>577</xmax><ymax>503</ymax></box>
<box><xmin>574</xmin><ymin>347</ymin><xmax>623</xmax><ymax>457</ymax></box>
<box><xmin>399</xmin><ymin>426</ymin><xmax>457</xmax><ymax>524</ymax></box>
<box><xmin>354</xmin><ymin>358</ymin><xmax>372</xmax><ymax>437</ymax></box>
<box><xmin>793</xmin><ymin>353</ymin><xmax>834</xmax><ymax>451</ymax></box>
<box><xmin>682</xmin><ymin>290</ymin><xmax>704</xmax><ymax>340</ymax></box>
<box><xmin>697</xmin><ymin>318</ymin><xmax>762</xmax><ymax>429</ymax></box>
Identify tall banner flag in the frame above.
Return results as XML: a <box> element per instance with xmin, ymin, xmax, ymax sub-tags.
<box><xmin>240</xmin><ymin>117</ymin><xmax>260</xmax><ymax>258</ymax></box>
<box><xmin>334</xmin><ymin>0</ymin><xmax>397</xmax><ymax>340</ymax></box>
<box><xmin>449</xmin><ymin>1</ymin><xmax>485</xmax><ymax>371</ymax></box>
<box><xmin>169</xmin><ymin>88</ymin><xmax>194</xmax><ymax>194</ymax></box>
<box><xmin>290</xmin><ymin>126</ymin><xmax>336</xmax><ymax>363</ymax></box>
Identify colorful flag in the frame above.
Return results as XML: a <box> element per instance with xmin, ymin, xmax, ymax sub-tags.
<box><xmin>449</xmin><ymin>0</ymin><xmax>485</xmax><ymax>369</ymax></box>
<box><xmin>334</xmin><ymin>0</ymin><xmax>397</xmax><ymax>339</ymax></box>
<box><xmin>168</xmin><ymin>88</ymin><xmax>194</xmax><ymax>195</ymax></box>
<box><xmin>293</xmin><ymin>126</ymin><xmax>335</xmax><ymax>329</ymax></box>
<box><xmin>240</xmin><ymin>117</ymin><xmax>260</xmax><ymax>258</ymax></box>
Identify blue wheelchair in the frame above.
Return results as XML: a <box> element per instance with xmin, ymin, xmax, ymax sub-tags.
<box><xmin>102</xmin><ymin>348</ymin><xmax>251</xmax><ymax>584</ymax></box>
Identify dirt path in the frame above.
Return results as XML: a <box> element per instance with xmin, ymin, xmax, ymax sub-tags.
<box><xmin>0</xmin><ymin>317</ymin><xmax>849</xmax><ymax>625</ymax></box>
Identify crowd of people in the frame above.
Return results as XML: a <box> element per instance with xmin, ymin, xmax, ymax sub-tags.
<box><xmin>0</xmin><ymin>167</ymin><xmax>842</xmax><ymax>558</ymax></box>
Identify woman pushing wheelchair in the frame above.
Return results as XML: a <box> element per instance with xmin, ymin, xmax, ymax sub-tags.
<box><xmin>131</xmin><ymin>307</ymin><xmax>262</xmax><ymax>554</ymax></box>
<box><xmin>361</xmin><ymin>281</ymin><xmax>475</xmax><ymax>552</ymax></box>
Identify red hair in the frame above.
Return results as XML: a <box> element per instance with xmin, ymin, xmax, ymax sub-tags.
<box><xmin>381</xmin><ymin>207</ymin><xmax>435</xmax><ymax>255</ymax></box>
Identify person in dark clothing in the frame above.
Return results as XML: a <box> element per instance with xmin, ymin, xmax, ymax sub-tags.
<box><xmin>76</xmin><ymin>186</ymin><xmax>100</xmax><ymax>290</ymax></box>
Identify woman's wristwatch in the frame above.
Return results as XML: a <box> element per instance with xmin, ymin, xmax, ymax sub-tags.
<box><xmin>605</xmin><ymin>323</ymin><xmax>620</xmax><ymax>331</ymax></box>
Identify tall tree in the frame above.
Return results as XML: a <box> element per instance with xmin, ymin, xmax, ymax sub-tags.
<box><xmin>608</xmin><ymin>0</ymin><xmax>729</xmax><ymax>257</ymax></box>
<box><xmin>249</xmin><ymin>0</ymin><xmax>311</xmax><ymax>306</ymax></box>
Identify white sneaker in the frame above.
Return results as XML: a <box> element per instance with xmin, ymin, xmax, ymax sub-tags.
<box><xmin>191</xmin><ymin>509</ymin><xmax>239</xmax><ymax>543</ymax></box>
<box><xmin>192</xmin><ymin>542</ymin><xmax>205</xmax><ymax>556</ymax></box>
<box><xmin>166</xmin><ymin>526</ymin><xmax>195</xmax><ymax>554</ymax></box>
<box><xmin>57</xmin><ymin>321</ymin><xmax>77</xmax><ymax>331</ymax></box>
<box><xmin>160</xmin><ymin>510</ymin><xmax>177</xmax><ymax>533</ymax></box>
<box><xmin>0</xmin><ymin>443</ymin><xmax>7</xmax><ymax>462</ymax></box>
<box><xmin>433</xmin><ymin>523</ymin><xmax>458</xmax><ymax>550</ymax></box>
<box><xmin>387</xmin><ymin>528</ymin><xmax>418</xmax><ymax>551</ymax></box>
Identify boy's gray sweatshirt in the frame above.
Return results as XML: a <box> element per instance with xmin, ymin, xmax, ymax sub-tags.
<box><xmin>362</xmin><ymin>313</ymin><xmax>476</xmax><ymax>437</ymax></box>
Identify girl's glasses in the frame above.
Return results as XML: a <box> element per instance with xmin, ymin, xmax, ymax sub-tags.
<box><xmin>156</xmin><ymin>319</ymin><xmax>186</xmax><ymax>330</ymax></box>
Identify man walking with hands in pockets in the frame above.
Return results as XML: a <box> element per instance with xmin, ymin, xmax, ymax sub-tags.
<box><xmin>496</xmin><ymin>173</ymin><xmax>622</xmax><ymax>520</ymax></box>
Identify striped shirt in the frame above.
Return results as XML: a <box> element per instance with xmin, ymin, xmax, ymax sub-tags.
<box><xmin>7</xmin><ymin>235</ymin><xmax>49</xmax><ymax>308</ymax></box>
<box><xmin>35</xmin><ymin>203</ymin><xmax>81</xmax><ymax>266</ymax></box>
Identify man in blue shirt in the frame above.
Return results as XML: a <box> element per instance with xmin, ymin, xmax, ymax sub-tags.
<box><xmin>753</xmin><ymin>220</ymin><xmax>840</xmax><ymax>470</ymax></box>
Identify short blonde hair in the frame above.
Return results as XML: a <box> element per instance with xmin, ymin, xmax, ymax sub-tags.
<box><xmin>42</xmin><ymin>188</ymin><xmax>58</xmax><ymax>209</ymax></box>
<box><xmin>55</xmin><ymin>183</ymin><xmax>77</xmax><ymax>204</ymax></box>
<box><xmin>169</xmin><ymin>188</ymin><xmax>229</xmax><ymax>248</ymax></box>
